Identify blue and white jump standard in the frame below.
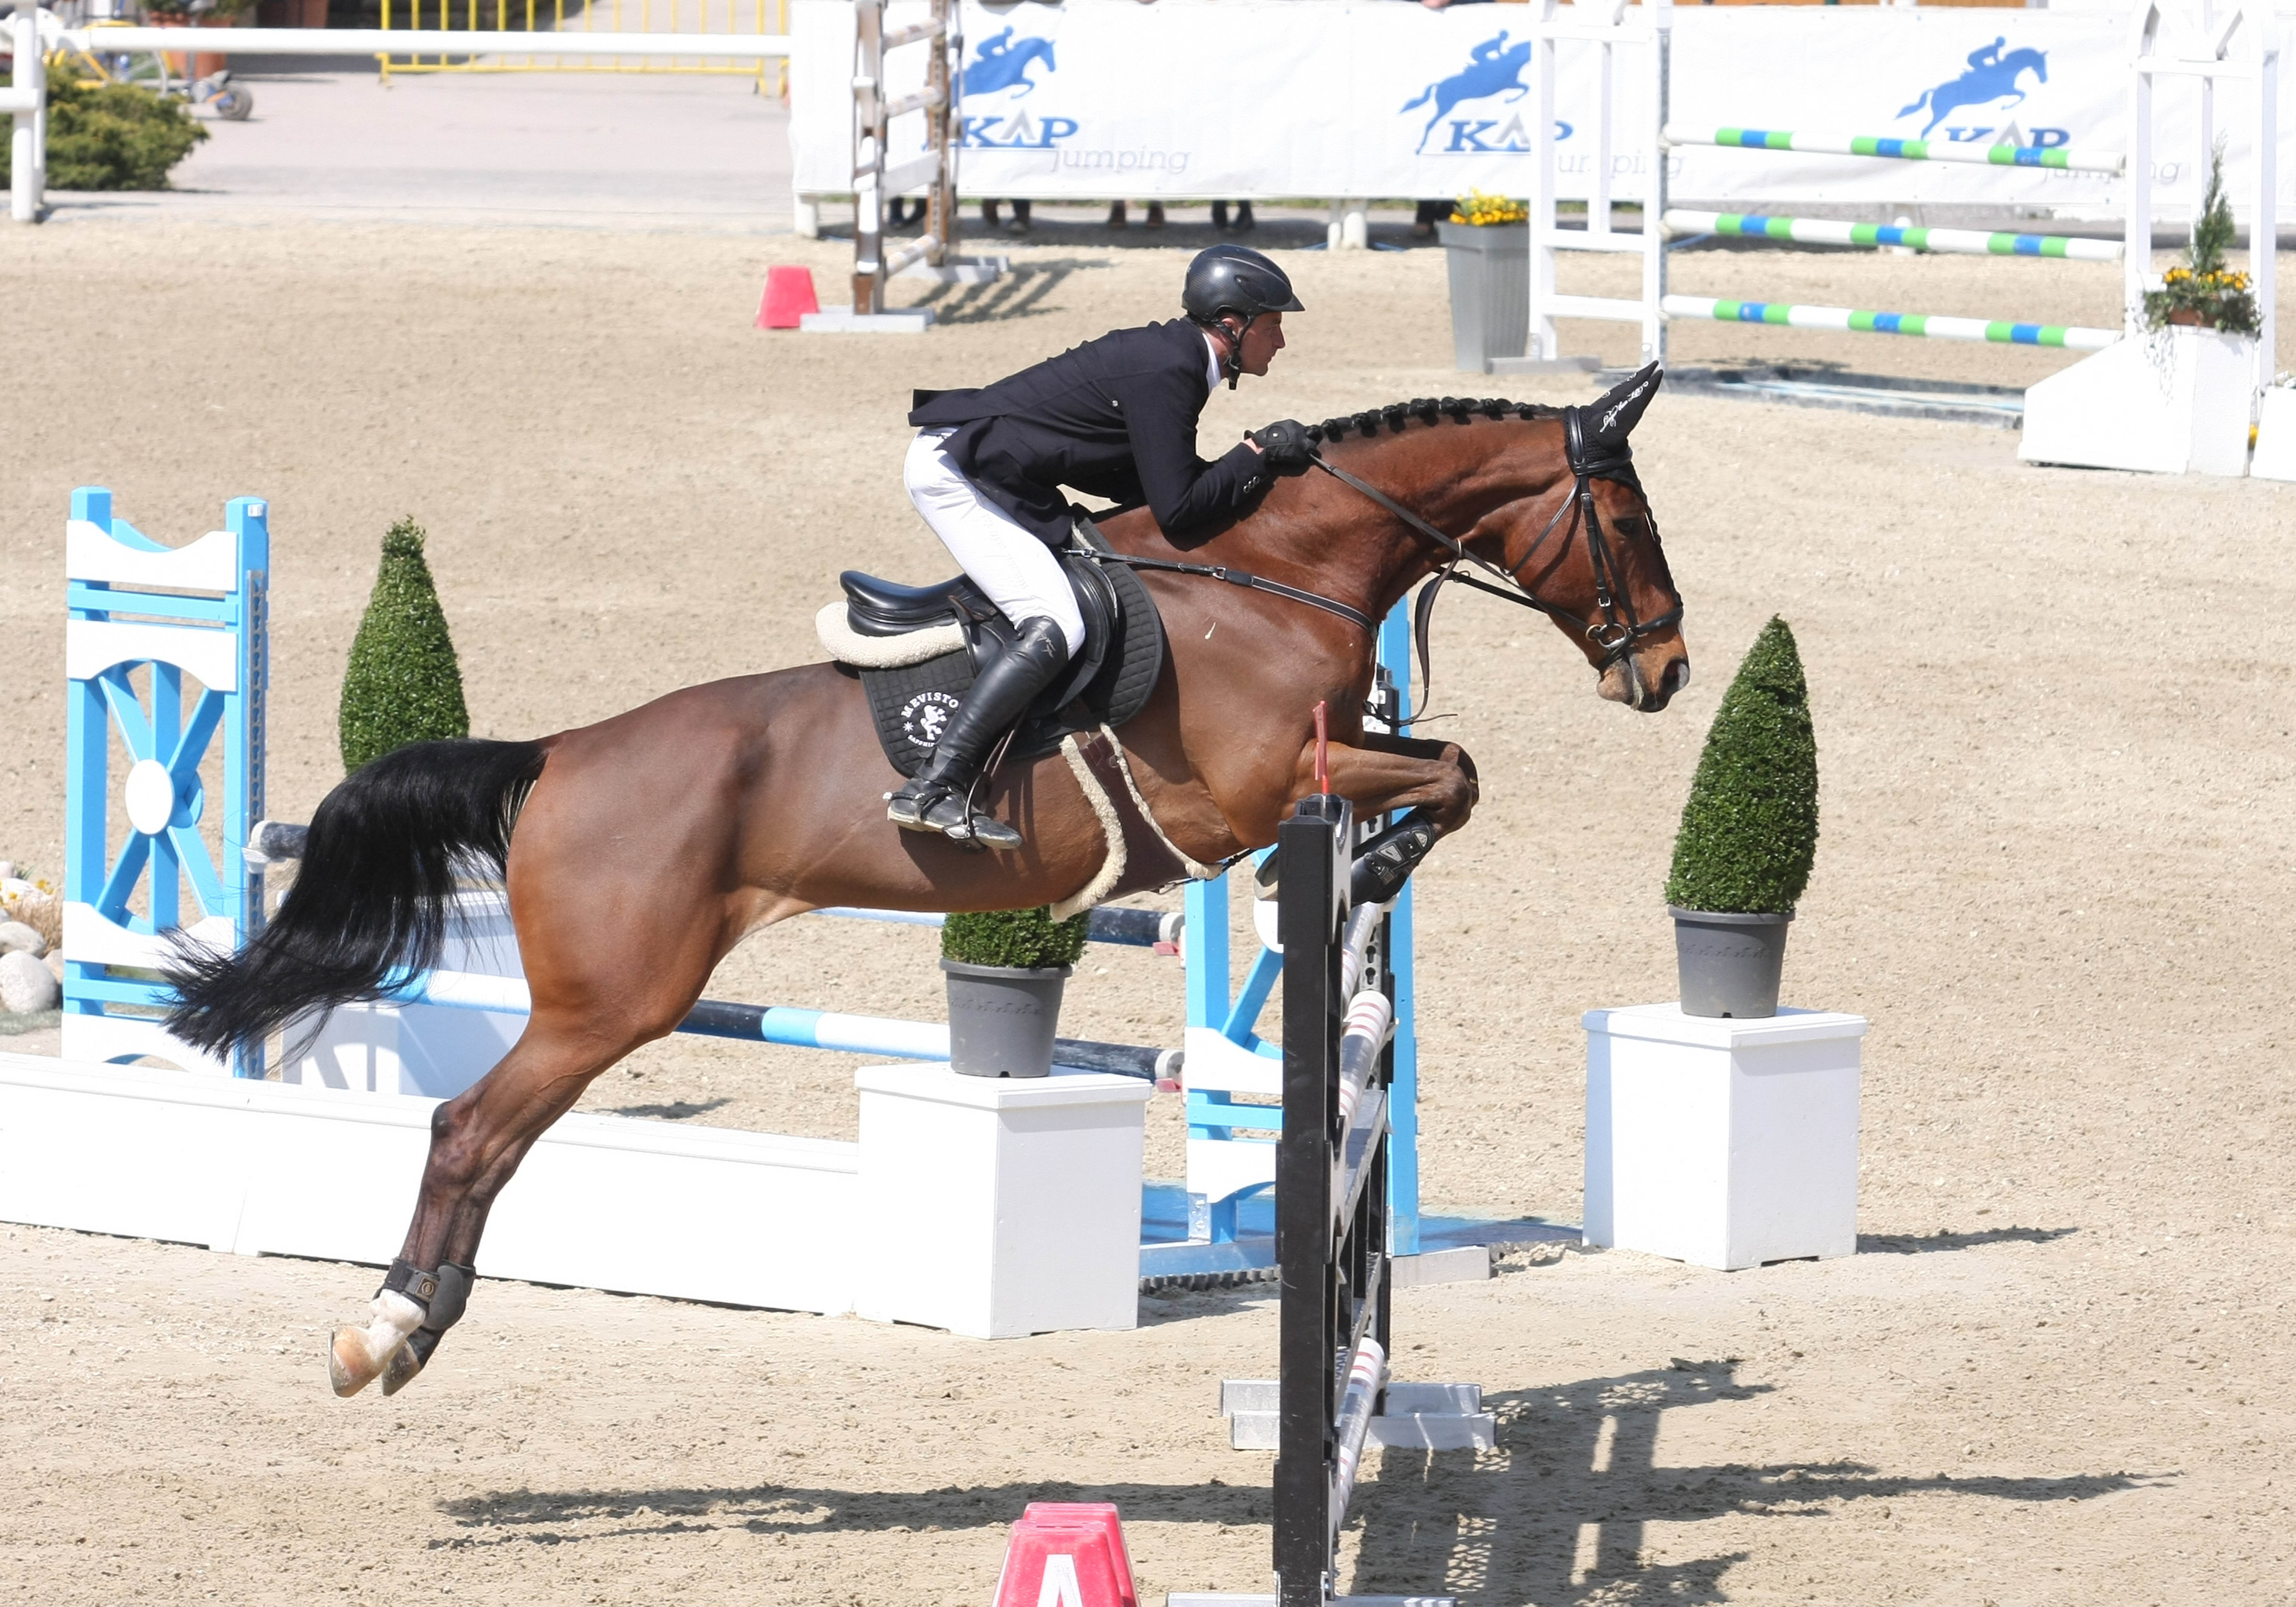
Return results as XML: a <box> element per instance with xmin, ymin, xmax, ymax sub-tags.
<box><xmin>62</xmin><ymin>488</ymin><xmax>270</xmax><ymax>1077</ymax></box>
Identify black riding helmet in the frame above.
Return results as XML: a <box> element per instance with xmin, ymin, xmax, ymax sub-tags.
<box><xmin>1184</xmin><ymin>244</ymin><xmax>1304</xmax><ymax>324</ymax></box>
<box><xmin>1184</xmin><ymin>246</ymin><xmax>1303</xmax><ymax>386</ymax></box>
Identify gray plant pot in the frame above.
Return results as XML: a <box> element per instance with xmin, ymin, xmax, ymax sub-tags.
<box><xmin>1436</xmin><ymin>220</ymin><xmax>1528</xmax><ymax>374</ymax></box>
<box><xmin>1669</xmin><ymin>906</ymin><xmax>1793</xmax><ymax>1020</ymax></box>
<box><xmin>941</xmin><ymin>958</ymin><xmax>1071</xmax><ymax>1077</ymax></box>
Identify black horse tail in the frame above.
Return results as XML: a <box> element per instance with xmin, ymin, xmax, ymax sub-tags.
<box><xmin>164</xmin><ymin>737</ymin><xmax>549</xmax><ymax>1057</ymax></box>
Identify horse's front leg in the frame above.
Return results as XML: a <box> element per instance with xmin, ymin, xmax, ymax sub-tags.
<box><xmin>1302</xmin><ymin>736</ymin><xmax>1480</xmax><ymax>835</ymax></box>
<box><xmin>1357</xmin><ymin>729</ymin><xmax>1480</xmax><ymax>813</ymax></box>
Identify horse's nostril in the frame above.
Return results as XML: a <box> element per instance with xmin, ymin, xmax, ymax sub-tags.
<box><xmin>1662</xmin><ymin>658</ymin><xmax>1691</xmax><ymax>697</ymax></box>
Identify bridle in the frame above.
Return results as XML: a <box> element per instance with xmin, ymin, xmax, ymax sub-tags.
<box><xmin>1088</xmin><ymin>398</ymin><xmax>1682</xmax><ymax>707</ymax></box>
<box><xmin>1310</xmin><ymin>403</ymin><xmax>1683</xmax><ymax>709</ymax></box>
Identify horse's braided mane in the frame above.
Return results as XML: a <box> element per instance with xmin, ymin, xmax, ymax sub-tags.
<box><xmin>1304</xmin><ymin>396</ymin><xmax>1561</xmax><ymax>444</ymax></box>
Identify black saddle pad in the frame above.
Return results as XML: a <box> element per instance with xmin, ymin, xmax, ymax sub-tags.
<box><xmin>857</xmin><ymin>525</ymin><xmax>1164</xmax><ymax>779</ymax></box>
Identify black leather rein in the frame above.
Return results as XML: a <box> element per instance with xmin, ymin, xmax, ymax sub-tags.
<box><xmin>1082</xmin><ymin>551</ymin><xmax>1378</xmax><ymax>633</ymax></box>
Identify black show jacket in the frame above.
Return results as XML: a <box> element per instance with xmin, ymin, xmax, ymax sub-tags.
<box><xmin>908</xmin><ymin>319</ymin><xmax>1267</xmax><ymax>545</ymax></box>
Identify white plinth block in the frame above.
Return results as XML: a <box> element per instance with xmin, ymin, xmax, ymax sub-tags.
<box><xmin>1583</xmin><ymin>1004</ymin><xmax>1866</xmax><ymax>1271</ymax></box>
<box><xmin>853</xmin><ymin>1065</ymin><xmax>1153</xmax><ymax>1338</ymax></box>
<box><xmin>2252</xmin><ymin>387</ymin><xmax>2296</xmax><ymax>483</ymax></box>
<box><xmin>2020</xmin><ymin>328</ymin><xmax>2256</xmax><ymax>477</ymax></box>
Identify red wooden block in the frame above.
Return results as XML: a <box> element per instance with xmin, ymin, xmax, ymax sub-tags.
<box><xmin>756</xmin><ymin>265</ymin><xmax>820</xmax><ymax>329</ymax></box>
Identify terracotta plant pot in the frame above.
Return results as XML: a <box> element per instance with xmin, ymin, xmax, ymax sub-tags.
<box><xmin>2166</xmin><ymin>307</ymin><xmax>2209</xmax><ymax>328</ymax></box>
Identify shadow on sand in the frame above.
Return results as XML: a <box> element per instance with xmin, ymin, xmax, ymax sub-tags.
<box><xmin>435</xmin><ymin>1358</ymin><xmax>2158</xmax><ymax>1601</ymax></box>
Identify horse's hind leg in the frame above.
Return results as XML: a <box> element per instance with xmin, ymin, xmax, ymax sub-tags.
<box><xmin>329</xmin><ymin>808</ymin><xmax>741</xmax><ymax>1397</ymax></box>
<box><xmin>326</xmin><ymin>1008</ymin><xmax>663</xmax><ymax>1397</ymax></box>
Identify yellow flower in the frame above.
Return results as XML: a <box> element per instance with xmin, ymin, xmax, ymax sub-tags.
<box><xmin>1452</xmin><ymin>188</ymin><xmax>1527</xmax><ymax>227</ymax></box>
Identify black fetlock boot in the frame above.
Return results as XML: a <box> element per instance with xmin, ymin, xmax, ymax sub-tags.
<box><xmin>380</xmin><ymin>1261</ymin><xmax>475</xmax><ymax>1397</ymax></box>
<box><xmin>886</xmin><ymin>616</ymin><xmax>1071</xmax><ymax>850</ymax></box>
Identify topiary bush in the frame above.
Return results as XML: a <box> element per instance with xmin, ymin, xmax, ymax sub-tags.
<box><xmin>1664</xmin><ymin>615</ymin><xmax>1818</xmax><ymax>915</ymax></box>
<box><xmin>339</xmin><ymin>518</ymin><xmax>470</xmax><ymax>774</ymax></box>
<box><xmin>0</xmin><ymin>73</ymin><xmax>207</xmax><ymax>192</ymax></box>
<box><xmin>942</xmin><ymin>906</ymin><xmax>1089</xmax><ymax>970</ymax></box>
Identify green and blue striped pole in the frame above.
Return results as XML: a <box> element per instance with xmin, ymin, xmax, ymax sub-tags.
<box><xmin>1664</xmin><ymin>123</ymin><xmax>2125</xmax><ymax>176</ymax></box>
<box><xmin>1665</xmin><ymin>209</ymin><xmax>2123</xmax><ymax>262</ymax></box>
<box><xmin>1661</xmin><ymin>294</ymin><xmax>2119</xmax><ymax>350</ymax></box>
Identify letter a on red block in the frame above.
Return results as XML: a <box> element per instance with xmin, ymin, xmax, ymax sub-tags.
<box><xmin>990</xmin><ymin>1506</ymin><xmax>1138</xmax><ymax>1607</ymax></box>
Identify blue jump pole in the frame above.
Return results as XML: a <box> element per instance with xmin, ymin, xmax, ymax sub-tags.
<box><xmin>396</xmin><ymin>970</ymin><xmax>1173</xmax><ymax>1080</ymax></box>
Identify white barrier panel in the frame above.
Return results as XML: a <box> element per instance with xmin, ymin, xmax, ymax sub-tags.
<box><xmin>791</xmin><ymin>1</ymin><xmax>2296</xmax><ymax>213</ymax></box>
<box><xmin>0</xmin><ymin>1051</ymin><xmax>1150</xmax><ymax>1337</ymax></box>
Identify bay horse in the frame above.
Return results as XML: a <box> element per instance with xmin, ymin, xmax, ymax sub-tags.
<box><xmin>165</xmin><ymin>367</ymin><xmax>1689</xmax><ymax>1397</ymax></box>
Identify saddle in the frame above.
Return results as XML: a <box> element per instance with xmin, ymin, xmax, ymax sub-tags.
<box><xmin>816</xmin><ymin>518</ymin><xmax>1166</xmax><ymax>779</ymax></box>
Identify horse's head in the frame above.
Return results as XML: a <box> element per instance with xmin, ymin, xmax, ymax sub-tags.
<box><xmin>1484</xmin><ymin>364</ymin><xmax>1690</xmax><ymax>712</ymax></box>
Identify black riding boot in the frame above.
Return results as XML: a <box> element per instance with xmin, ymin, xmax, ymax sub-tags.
<box><xmin>886</xmin><ymin>616</ymin><xmax>1071</xmax><ymax>849</ymax></box>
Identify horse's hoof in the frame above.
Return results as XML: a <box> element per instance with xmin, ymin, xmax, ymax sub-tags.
<box><xmin>378</xmin><ymin>1340</ymin><xmax>424</xmax><ymax>1397</ymax></box>
<box><xmin>329</xmin><ymin>1326</ymin><xmax>383</xmax><ymax>1398</ymax></box>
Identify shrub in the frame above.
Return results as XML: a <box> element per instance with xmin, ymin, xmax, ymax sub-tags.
<box><xmin>339</xmin><ymin>518</ymin><xmax>470</xmax><ymax>774</ymax></box>
<box><xmin>2142</xmin><ymin>143</ymin><xmax>2261</xmax><ymax>337</ymax></box>
<box><xmin>942</xmin><ymin>906</ymin><xmax>1089</xmax><ymax>970</ymax></box>
<box><xmin>0</xmin><ymin>73</ymin><xmax>207</xmax><ymax>192</ymax></box>
<box><xmin>1664</xmin><ymin>616</ymin><xmax>1819</xmax><ymax>915</ymax></box>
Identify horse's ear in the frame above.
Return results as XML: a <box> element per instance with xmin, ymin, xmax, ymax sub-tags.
<box><xmin>1587</xmin><ymin>361</ymin><xmax>1664</xmax><ymax>448</ymax></box>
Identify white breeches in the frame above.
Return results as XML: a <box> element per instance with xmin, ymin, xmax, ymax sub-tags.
<box><xmin>904</xmin><ymin>428</ymin><xmax>1087</xmax><ymax>656</ymax></box>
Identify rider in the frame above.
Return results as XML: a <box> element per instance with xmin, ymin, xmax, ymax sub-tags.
<box><xmin>888</xmin><ymin>244</ymin><xmax>1316</xmax><ymax>848</ymax></box>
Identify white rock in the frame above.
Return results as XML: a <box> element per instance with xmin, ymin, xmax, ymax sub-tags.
<box><xmin>0</xmin><ymin>921</ymin><xmax>46</xmax><ymax>958</ymax></box>
<box><xmin>0</xmin><ymin>950</ymin><xmax>61</xmax><ymax>1013</ymax></box>
<box><xmin>44</xmin><ymin>951</ymin><xmax>63</xmax><ymax>984</ymax></box>
<box><xmin>0</xmin><ymin>861</ymin><xmax>15</xmax><ymax>881</ymax></box>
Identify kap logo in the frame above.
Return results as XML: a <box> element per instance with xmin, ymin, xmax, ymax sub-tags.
<box><xmin>959</xmin><ymin>26</ymin><xmax>1078</xmax><ymax>149</ymax></box>
<box><xmin>1894</xmin><ymin>37</ymin><xmax>2067</xmax><ymax>148</ymax></box>
<box><xmin>1400</xmin><ymin>32</ymin><xmax>1534</xmax><ymax>155</ymax></box>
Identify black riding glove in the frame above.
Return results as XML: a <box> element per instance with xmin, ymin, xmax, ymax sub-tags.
<box><xmin>1249</xmin><ymin>419</ymin><xmax>1317</xmax><ymax>476</ymax></box>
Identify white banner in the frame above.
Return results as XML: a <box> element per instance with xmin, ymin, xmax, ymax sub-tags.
<box><xmin>790</xmin><ymin>0</ymin><xmax>2294</xmax><ymax>214</ymax></box>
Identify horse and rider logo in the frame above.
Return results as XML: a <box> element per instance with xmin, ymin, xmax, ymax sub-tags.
<box><xmin>959</xmin><ymin>26</ymin><xmax>1077</xmax><ymax>150</ymax></box>
<box><xmin>962</xmin><ymin>26</ymin><xmax>1056</xmax><ymax>99</ymax></box>
<box><xmin>1399</xmin><ymin>32</ymin><xmax>1532</xmax><ymax>155</ymax></box>
<box><xmin>1895</xmin><ymin>38</ymin><xmax>2052</xmax><ymax>140</ymax></box>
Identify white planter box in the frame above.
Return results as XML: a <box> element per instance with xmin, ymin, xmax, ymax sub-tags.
<box><xmin>1583</xmin><ymin>1004</ymin><xmax>1866</xmax><ymax>1271</ymax></box>
<box><xmin>2020</xmin><ymin>326</ymin><xmax>2257</xmax><ymax>477</ymax></box>
<box><xmin>854</xmin><ymin>1065</ymin><xmax>1152</xmax><ymax>1338</ymax></box>
<box><xmin>2251</xmin><ymin>386</ymin><xmax>2296</xmax><ymax>483</ymax></box>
